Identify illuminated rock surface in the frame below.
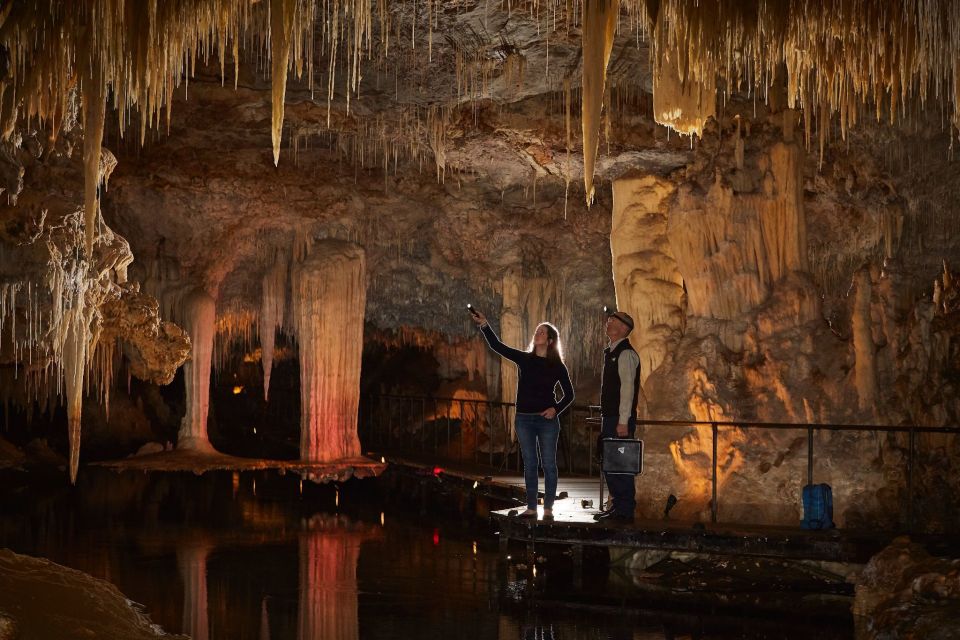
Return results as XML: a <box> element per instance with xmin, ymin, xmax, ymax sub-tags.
<box><xmin>0</xmin><ymin>549</ymin><xmax>184</xmax><ymax>640</ymax></box>
<box><xmin>0</xmin><ymin>2</ymin><xmax>958</xmax><ymax>536</ymax></box>
<box><xmin>854</xmin><ymin>537</ymin><xmax>960</xmax><ymax>639</ymax></box>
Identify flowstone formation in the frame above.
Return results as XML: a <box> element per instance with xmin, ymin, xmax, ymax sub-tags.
<box><xmin>0</xmin><ymin>125</ymin><xmax>188</xmax><ymax>483</ymax></box>
<box><xmin>613</xmin><ymin>105</ymin><xmax>960</xmax><ymax>529</ymax></box>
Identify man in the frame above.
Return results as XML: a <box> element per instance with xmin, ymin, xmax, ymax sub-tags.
<box><xmin>594</xmin><ymin>309</ymin><xmax>640</xmax><ymax>523</ymax></box>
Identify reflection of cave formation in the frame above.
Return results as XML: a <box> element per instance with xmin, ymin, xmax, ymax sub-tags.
<box><xmin>177</xmin><ymin>543</ymin><xmax>211</xmax><ymax>640</ymax></box>
<box><xmin>297</xmin><ymin>517</ymin><xmax>380</xmax><ymax>640</ymax></box>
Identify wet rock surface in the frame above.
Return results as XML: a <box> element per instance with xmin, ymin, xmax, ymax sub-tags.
<box><xmin>0</xmin><ymin>549</ymin><xmax>185</xmax><ymax>640</ymax></box>
<box><xmin>854</xmin><ymin>537</ymin><xmax>960</xmax><ymax>639</ymax></box>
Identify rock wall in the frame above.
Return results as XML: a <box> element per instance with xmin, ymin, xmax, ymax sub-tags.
<box><xmin>612</xmin><ymin>106</ymin><xmax>960</xmax><ymax>529</ymax></box>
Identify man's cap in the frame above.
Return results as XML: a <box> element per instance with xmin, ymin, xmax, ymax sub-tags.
<box><xmin>606</xmin><ymin>309</ymin><xmax>635</xmax><ymax>331</ymax></box>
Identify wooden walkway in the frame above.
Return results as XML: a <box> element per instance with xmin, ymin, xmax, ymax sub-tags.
<box><xmin>382</xmin><ymin>455</ymin><xmax>950</xmax><ymax>566</ymax></box>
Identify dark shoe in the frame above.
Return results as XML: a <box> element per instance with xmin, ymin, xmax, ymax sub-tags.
<box><xmin>594</xmin><ymin>511</ymin><xmax>633</xmax><ymax>524</ymax></box>
<box><xmin>514</xmin><ymin>509</ymin><xmax>537</xmax><ymax>519</ymax></box>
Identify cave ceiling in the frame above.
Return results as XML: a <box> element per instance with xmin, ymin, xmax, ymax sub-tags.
<box><xmin>2</xmin><ymin>0</ymin><xmax>960</xmax><ymax>357</ymax></box>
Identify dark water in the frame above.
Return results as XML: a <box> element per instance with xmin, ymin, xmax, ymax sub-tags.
<box><xmin>0</xmin><ymin>469</ymin><xmax>853</xmax><ymax>639</ymax></box>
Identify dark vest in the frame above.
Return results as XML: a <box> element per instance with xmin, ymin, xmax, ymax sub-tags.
<box><xmin>600</xmin><ymin>339</ymin><xmax>641</xmax><ymax>418</ymax></box>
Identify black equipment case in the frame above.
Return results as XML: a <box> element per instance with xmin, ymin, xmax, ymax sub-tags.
<box><xmin>601</xmin><ymin>438</ymin><xmax>643</xmax><ymax>475</ymax></box>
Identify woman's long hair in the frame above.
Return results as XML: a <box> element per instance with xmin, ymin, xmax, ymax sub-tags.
<box><xmin>527</xmin><ymin>322</ymin><xmax>564</xmax><ymax>364</ymax></box>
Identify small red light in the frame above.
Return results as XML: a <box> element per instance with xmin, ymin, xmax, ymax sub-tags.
<box><xmin>432</xmin><ymin>466</ymin><xmax>443</xmax><ymax>476</ymax></box>
<box><xmin>432</xmin><ymin>529</ymin><xmax>440</xmax><ymax>545</ymax></box>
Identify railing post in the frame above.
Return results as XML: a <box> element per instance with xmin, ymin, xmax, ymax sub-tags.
<box><xmin>387</xmin><ymin>396</ymin><xmax>393</xmax><ymax>451</ymax></box>
<box><xmin>421</xmin><ymin>398</ymin><xmax>427</xmax><ymax>453</ymax></box>
<box><xmin>711</xmin><ymin>422</ymin><xmax>719</xmax><ymax>524</ymax></box>
<box><xmin>807</xmin><ymin>426</ymin><xmax>814</xmax><ymax>486</ymax></box>
<box><xmin>459</xmin><ymin>399</ymin><xmax>465</xmax><ymax>461</ymax></box>
<box><xmin>488</xmin><ymin>404</ymin><xmax>494</xmax><ymax>467</ymax></box>
<box><xmin>588</xmin><ymin>424</ymin><xmax>594</xmax><ymax>477</ymax></box>
<box><xmin>907</xmin><ymin>427</ymin><xmax>915</xmax><ymax>532</ymax></box>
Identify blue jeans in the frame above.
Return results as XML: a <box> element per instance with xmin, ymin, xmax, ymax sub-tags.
<box><xmin>601</xmin><ymin>416</ymin><xmax>636</xmax><ymax>517</ymax></box>
<box><xmin>515</xmin><ymin>413</ymin><xmax>560</xmax><ymax>510</ymax></box>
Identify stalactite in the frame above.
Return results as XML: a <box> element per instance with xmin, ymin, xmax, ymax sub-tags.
<box><xmin>270</xmin><ymin>0</ymin><xmax>297</xmax><ymax>166</ymax></box>
<box><xmin>580</xmin><ymin>0</ymin><xmax>618</xmax><ymax>206</ymax></box>
<box><xmin>178</xmin><ymin>290</ymin><xmax>217</xmax><ymax>452</ymax></box>
<box><xmin>292</xmin><ymin>240</ymin><xmax>365</xmax><ymax>462</ymax></box>
<box><xmin>62</xmin><ymin>283</ymin><xmax>92</xmax><ymax>485</ymax></box>
<box><xmin>214</xmin><ymin>305</ymin><xmax>258</xmax><ymax>374</ymax></box>
<box><xmin>81</xmin><ymin>56</ymin><xmax>107</xmax><ymax>257</ymax></box>
<box><xmin>260</xmin><ymin>253</ymin><xmax>288</xmax><ymax>402</ymax></box>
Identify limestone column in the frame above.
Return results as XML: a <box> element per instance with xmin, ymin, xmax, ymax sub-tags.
<box><xmin>178</xmin><ymin>290</ymin><xmax>216</xmax><ymax>452</ymax></box>
<box><xmin>292</xmin><ymin>240</ymin><xmax>365</xmax><ymax>462</ymax></box>
<box><xmin>611</xmin><ymin>174</ymin><xmax>685</xmax><ymax>383</ymax></box>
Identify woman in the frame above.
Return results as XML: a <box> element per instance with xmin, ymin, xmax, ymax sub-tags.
<box><xmin>471</xmin><ymin>309</ymin><xmax>574</xmax><ymax>519</ymax></box>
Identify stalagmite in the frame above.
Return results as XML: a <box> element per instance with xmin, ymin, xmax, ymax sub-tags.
<box><xmin>260</xmin><ymin>255</ymin><xmax>288</xmax><ymax>402</ymax></box>
<box><xmin>852</xmin><ymin>267</ymin><xmax>878</xmax><ymax>414</ymax></box>
<box><xmin>177</xmin><ymin>544</ymin><xmax>210</xmax><ymax>640</ymax></box>
<box><xmin>611</xmin><ymin>175</ymin><xmax>685</xmax><ymax>382</ymax></box>
<box><xmin>580</xmin><ymin>0</ymin><xmax>619</xmax><ymax>206</ymax></box>
<box><xmin>292</xmin><ymin>241</ymin><xmax>365</xmax><ymax>462</ymax></box>
<box><xmin>178</xmin><ymin>290</ymin><xmax>217</xmax><ymax>452</ymax></box>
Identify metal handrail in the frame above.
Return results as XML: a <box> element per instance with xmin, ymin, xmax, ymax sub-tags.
<box><xmin>360</xmin><ymin>395</ymin><xmax>960</xmax><ymax>532</ymax></box>
<box><xmin>359</xmin><ymin>394</ymin><xmax>597</xmax><ymax>475</ymax></box>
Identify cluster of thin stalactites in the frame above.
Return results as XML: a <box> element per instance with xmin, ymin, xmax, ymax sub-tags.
<box><xmin>2</xmin><ymin>1</ymin><xmax>958</xmax><ymax>240</ymax></box>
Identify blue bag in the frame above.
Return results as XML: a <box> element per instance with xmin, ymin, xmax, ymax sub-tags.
<box><xmin>801</xmin><ymin>483</ymin><xmax>835</xmax><ymax>529</ymax></box>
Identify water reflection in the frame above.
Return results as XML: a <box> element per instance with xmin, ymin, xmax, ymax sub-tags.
<box><xmin>177</xmin><ymin>542</ymin><xmax>211</xmax><ymax>640</ymax></box>
<box><xmin>0</xmin><ymin>470</ymin><xmax>854</xmax><ymax>639</ymax></box>
<box><xmin>297</xmin><ymin>515</ymin><xmax>380</xmax><ymax>640</ymax></box>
